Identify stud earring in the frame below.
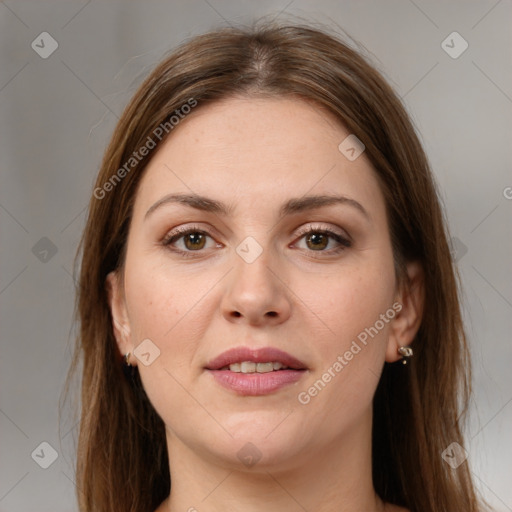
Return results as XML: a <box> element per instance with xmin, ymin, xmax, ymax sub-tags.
<box><xmin>124</xmin><ymin>352</ymin><xmax>132</xmax><ymax>367</ymax></box>
<box><xmin>397</xmin><ymin>346</ymin><xmax>413</xmax><ymax>365</ymax></box>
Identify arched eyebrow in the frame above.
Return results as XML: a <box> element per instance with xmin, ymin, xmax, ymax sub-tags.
<box><xmin>145</xmin><ymin>193</ymin><xmax>233</xmax><ymax>219</ymax></box>
<box><xmin>281</xmin><ymin>195</ymin><xmax>369</xmax><ymax>220</ymax></box>
<box><xmin>144</xmin><ymin>193</ymin><xmax>370</xmax><ymax>222</ymax></box>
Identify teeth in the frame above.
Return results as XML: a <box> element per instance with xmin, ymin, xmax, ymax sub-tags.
<box><xmin>227</xmin><ymin>361</ymin><xmax>289</xmax><ymax>373</ymax></box>
<box><xmin>240</xmin><ymin>361</ymin><xmax>256</xmax><ymax>373</ymax></box>
<box><xmin>255</xmin><ymin>362</ymin><xmax>274</xmax><ymax>373</ymax></box>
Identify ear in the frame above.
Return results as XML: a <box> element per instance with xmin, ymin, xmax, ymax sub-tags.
<box><xmin>106</xmin><ymin>270</ymin><xmax>136</xmax><ymax>366</ymax></box>
<box><xmin>385</xmin><ymin>261</ymin><xmax>425</xmax><ymax>363</ymax></box>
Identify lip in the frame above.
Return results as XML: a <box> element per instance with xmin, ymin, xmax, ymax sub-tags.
<box><xmin>205</xmin><ymin>346</ymin><xmax>307</xmax><ymax>371</ymax></box>
<box><xmin>205</xmin><ymin>346</ymin><xmax>308</xmax><ymax>396</ymax></box>
<box><xmin>207</xmin><ymin>369</ymin><xmax>305</xmax><ymax>396</ymax></box>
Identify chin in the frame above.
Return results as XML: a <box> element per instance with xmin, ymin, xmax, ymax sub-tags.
<box><xmin>209</xmin><ymin>414</ymin><xmax>309</xmax><ymax>468</ymax></box>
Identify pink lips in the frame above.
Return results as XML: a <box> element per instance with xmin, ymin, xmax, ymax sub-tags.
<box><xmin>205</xmin><ymin>346</ymin><xmax>307</xmax><ymax>371</ymax></box>
<box><xmin>205</xmin><ymin>346</ymin><xmax>307</xmax><ymax>396</ymax></box>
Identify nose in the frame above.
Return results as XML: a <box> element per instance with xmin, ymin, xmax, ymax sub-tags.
<box><xmin>221</xmin><ymin>247</ymin><xmax>292</xmax><ymax>327</ymax></box>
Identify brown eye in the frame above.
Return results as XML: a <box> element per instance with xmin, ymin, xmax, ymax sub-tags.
<box><xmin>183</xmin><ymin>232</ymin><xmax>206</xmax><ymax>250</ymax></box>
<box><xmin>294</xmin><ymin>227</ymin><xmax>352</xmax><ymax>255</ymax></box>
<box><xmin>305</xmin><ymin>232</ymin><xmax>329</xmax><ymax>251</ymax></box>
<box><xmin>162</xmin><ymin>228</ymin><xmax>217</xmax><ymax>253</ymax></box>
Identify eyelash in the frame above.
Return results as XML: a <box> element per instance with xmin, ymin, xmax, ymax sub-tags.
<box><xmin>294</xmin><ymin>226</ymin><xmax>352</xmax><ymax>256</ymax></box>
<box><xmin>161</xmin><ymin>225</ymin><xmax>219</xmax><ymax>259</ymax></box>
<box><xmin>161</xmin><ymin>224</ymin><xmax>352</xmax><ymax>258</ymax></box>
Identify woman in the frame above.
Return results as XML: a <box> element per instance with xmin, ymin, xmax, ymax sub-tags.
<box><xmin>68</xmin><ymin>22</ymin><xmax>488</xmax><ymax>512</ymax></box>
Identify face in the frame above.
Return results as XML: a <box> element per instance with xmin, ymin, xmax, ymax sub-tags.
<box><xmin>108</xmin><ymin>96</ymin><xmax>415</xmax><ymax>471</ymax></box>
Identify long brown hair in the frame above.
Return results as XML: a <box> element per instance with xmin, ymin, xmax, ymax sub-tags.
<box><xmin>65</xmin><ymin>21</ymin><xmax>487</xmax><ymax>512</ymax></box>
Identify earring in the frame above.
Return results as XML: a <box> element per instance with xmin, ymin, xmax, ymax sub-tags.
<box><xmin>122</xmin><ymin>352</ymin><xmax>137</xmax><ymax>382</ymax></box>
<box><xmin>397</xmin><ymin>346</ymin><xmax>413</xmax><ymax>365</ymax></box>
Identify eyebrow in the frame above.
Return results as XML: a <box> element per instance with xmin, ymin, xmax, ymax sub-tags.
<box><xmin>144</xmin><ymin>193</ymin><xmax>370</xmax><ymax>221</ymax></box>
<box><xmin>144</xmin><ymin>193</ymin><xmax>234</xmax><ymax>219</ymax></box>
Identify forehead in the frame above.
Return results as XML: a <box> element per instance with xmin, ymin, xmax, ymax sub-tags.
<box><xmin>132</xmin><ymin>96</ymin><xmax>385</xmax><ymax>218</ymax></box>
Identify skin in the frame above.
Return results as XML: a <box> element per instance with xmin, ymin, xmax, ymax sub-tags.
<box><xmin>107</xmin><ymin>96</ymin><xmax>423</xmax><ymax>512</ymax></box>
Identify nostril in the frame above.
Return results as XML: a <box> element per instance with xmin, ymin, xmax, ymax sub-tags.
<box><xmin>228</xmin><ymin>310</ymin><xmax>278</xmax><ymax>320</ymax></box>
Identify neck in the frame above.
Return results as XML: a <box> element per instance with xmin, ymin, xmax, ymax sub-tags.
<box><xmin>160</xmin><ymin>407</ymin><xmax>386</xmax><ymax>512</ymax></box>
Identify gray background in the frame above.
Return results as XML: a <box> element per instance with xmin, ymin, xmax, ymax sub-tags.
<box><xmin>0</xmin><ymin>1</ymin><xmax>511</xmax><ymax>511</ymax></box>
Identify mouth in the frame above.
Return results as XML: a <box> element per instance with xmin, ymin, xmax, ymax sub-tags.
<box><xmin>205</xmin><ymin>346</ymin><xmax>308</xmax><ymax>396</ymax></box>
<box><xmin>218</xmin><ymin>361</ymin><xmax>297</xmax><ymax>373</ymax></box>
<box><xmin>205</xmin><ymin>346</ymin><xmax>307</xmax><ymax>372</ymax></box>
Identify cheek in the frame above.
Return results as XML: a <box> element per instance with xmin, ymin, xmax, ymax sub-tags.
<box><xmin>122</xmin><ymin>256</ymin><xmax>210</xmax><ymax>421</ymax></box>
<box><xmin>296</xmin><ymin>257</ymin><xmax>396</xmax><ymax>417</ymax></box>
<box><xmin>299</xmin><ymin>261</ymin><xmax>395</xmax><ymax>347</ymax></box>
<box><xmin>122</xmin><ymin>251</ymin><xmax>222</xmax><ymax>375</ymax></box>
<box><xmin>123</xmin><ymin>251</ymin><xmax>197</xmax><ymax>337</ymax></box>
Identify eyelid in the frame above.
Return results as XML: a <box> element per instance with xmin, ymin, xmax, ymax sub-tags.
<box><xmin>290</xmin><ymin>223</ymin><xmax>352</xmax><ymax>256</ymax></box>
<box><xmin>162</xmin><ymin>223</ymin><xmax>220</xmax><ymax>242</ymax></box>
<box><xmin>162</xmin><ymin>225</ymin><xmax>212</xmax><ymax>243</ymax></box>
<box><xmin>161</xmin><ymin>225</ymin><xmax>221</xmax><ymax>260</ymax></box>
<box><xmin>293</xmin><ymin>223</ymin><xmax>352</xmax><ymax>243</ymax></box>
